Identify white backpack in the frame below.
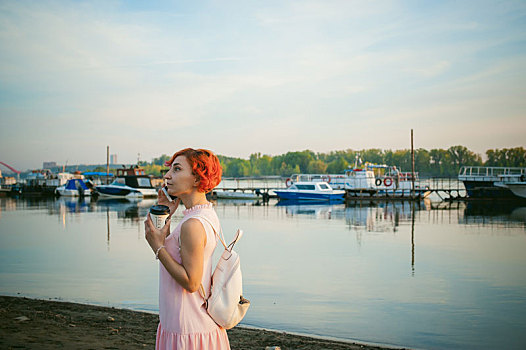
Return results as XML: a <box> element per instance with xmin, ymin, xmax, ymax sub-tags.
<box><xmin>195</xmin><ymin>216</ymin><xmax>250</xmax><ymax>329</ymax></box>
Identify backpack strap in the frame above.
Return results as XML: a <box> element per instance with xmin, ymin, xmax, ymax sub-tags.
<box><xmin>190</xmin><ymin>215</ymin><xmax>244</xmax><ymax>303</ymax></box>
<box><xmin>191</xmin><ymin>215</ymin><xmax>227</xmax><ymax>250</ymax></box>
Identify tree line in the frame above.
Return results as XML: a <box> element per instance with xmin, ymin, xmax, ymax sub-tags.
<box><xmin>137</xmin><ymin>146</ymin><xmax>525</xmax><ymax>178</ymax></box>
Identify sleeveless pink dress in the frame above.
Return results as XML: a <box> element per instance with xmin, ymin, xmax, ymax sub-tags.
<box><xmin>156</xmin><ymin>203</ymin><xmax>230</xmax><ymax>350</ymax></box>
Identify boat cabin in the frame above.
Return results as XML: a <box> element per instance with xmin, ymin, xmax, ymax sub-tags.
<box><xmin>288</xmin><ymin>182</ymin><xmax>334</xmax><ymax>192</ymax></box>
<box><xmin>116</xmin><ymin>166</ymin><xmax>146</xmax><ymax>176</ymax></box>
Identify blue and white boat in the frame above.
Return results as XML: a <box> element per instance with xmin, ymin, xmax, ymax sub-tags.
<box><xmin>95</xmin><ymin>180</ymin><xmax>143</xmax><ymax>198</ymax></box>
<box><xmin>274</xmin><ymin>181</ymin><xmax>345</xmax><ymax>201</ymax></box>
<box><xmin>55</xmin><ymin>179</ymin><xmax>91</xmax><ymax>197</ymax></box>
<box><xmin>94</xmin><ymin>166</ymin><xmax>158</xmax><ymax>198</ymax></box>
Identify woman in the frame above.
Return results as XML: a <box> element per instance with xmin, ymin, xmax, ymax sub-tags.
<box><xmin>144</xmin><ymin>148</ymin><xmax>230</xmax><ymax>349</ymax></box>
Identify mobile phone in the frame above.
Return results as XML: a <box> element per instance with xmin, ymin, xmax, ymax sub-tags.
<box><xmin>161</xmin><ymin>186</ymin><xmax>177</xmax><ymax>202</ymax></box>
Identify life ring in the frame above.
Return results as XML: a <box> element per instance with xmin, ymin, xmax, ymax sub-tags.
<box><xmin>285</xmin><ymin>178</ymin><xmax>293</xmax><ymax>187</ymax></box>
<box><xmin>384</xmin><ymin>177</ymin><xmax>393</xmax><ymax>187</ymax></box>
<box><xmin>375</xmin><ymin>178</ymin><xmax>382</xmax><ymax>186</ymax></box>
<box><xmin>322</xmin><ymin>175</ymin><xmax>331</xmax><ymax>183</ymax></box>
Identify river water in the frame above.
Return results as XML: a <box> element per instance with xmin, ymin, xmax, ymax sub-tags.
<box><xmin>1</xmin><ymin>196</ymin><xmax>525</xmax><ymax>349</ymax></box>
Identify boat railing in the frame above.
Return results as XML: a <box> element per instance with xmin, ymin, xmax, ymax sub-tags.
<box><xmin>459</xmin><ymin>166</ymin><xmax>526</xmax><ymax>179</ymax></box>
<box><xmin>290</xmin><ymin>174</ymin><xmax>346</xmax><ymax>183</ymax></box>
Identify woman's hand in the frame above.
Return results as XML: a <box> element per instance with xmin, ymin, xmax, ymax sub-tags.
<box><xmin>157</xmin><ymin>188</ymin><xmax>181</xmax><ymax>217</ymax></box>
<box><xmin>144</xmin><ymin>213</ymin><xmax>172</xmax><ymax>252</ymax></box>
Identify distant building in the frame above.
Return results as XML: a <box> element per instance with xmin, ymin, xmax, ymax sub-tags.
<box><xmin>110</xmin><ymin>154</ymin><xmax>118</xmax><ymax>164</ymax></box>
<box><xmin>43</xmin><ymin>161</ymin><xmax>57</xmax><ymax>169</ymax></box>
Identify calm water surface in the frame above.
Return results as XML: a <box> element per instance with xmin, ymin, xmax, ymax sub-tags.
<box><xmin>1</xmin><ymin>196</ymin><xmax>526</xmax><ymax>349</ymax></box>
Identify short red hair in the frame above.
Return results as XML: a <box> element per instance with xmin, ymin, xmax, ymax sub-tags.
<box><xmin>165</xmin><ymin>148</ymin><xmax>222</xmax><ymax>193</ymax></box>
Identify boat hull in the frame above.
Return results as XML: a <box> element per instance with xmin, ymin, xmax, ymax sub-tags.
<box><xmin>57</xmin><ymin>189</ymin><xmax>91</xmax><ymax>197</ymax></box>
<box><xmin>136</xmin><ymin>188</ymin><xmax>158</xmax><ymax>198</ymax></box>
<box><xmin>346</xmin><ymin>189</ymin><xmax>430</xmax><ymax>199</ymax></box>
<box><xmin>501</xmin><ymin>183</ymin><xmax>526</xmax><ymax>199</ymax></box>
<box><xmin>274</xmin><ymin>190</ymin><xmax>345</xmax><ymax>201</ymax></box>
<box><xmin>462</xmin><ymin>180</ymin><xmax>517</xmax><ymax>199</ymax></box>
<box><xmin>95</xmin><ymin>185</ymin><xmax>143</xmax><ymax>198</ymax></box>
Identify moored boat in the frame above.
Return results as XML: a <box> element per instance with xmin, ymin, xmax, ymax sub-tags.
<box><xmin>95</xmin><ymin>181</ymin><xmax>144</xmax><ymax>198</ymax></box>
<box><xmin>286</xmin><ymin>161</ymin><xmax>429</xmax><ymax>199</ymax></box>
<box><xmin>56</xmin><ymin>179</ymin><xmax>91</xmax><ymax>197</ymax></box>
<box><xmin>458</xmin><ymin>166</ymin><xmax>526</xmax><ymax>199</ymax></box>
<box><xmin>274</xmin><ymin>181</ymin><xmax>345</xmax><ymax>201</ymax></box>
<box><xmin>95</xmin><ymin>166</ymin><xmax>157</xmax><ymax>198</ymax></box>
<box><xmin>343</xmin><ymin>165</ymin><xmax>430</xmax><ymax>199</ymax></box>
<box><xmin>113</xmin><ymin>166</ymin><xmax>158</xmax><ymax>198</ymax></box>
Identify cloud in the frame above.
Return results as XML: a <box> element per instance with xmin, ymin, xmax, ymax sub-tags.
<box><xmin>0</xmin><ymin>0</ymin><xmax>524</xmax><ymax>168</ymax></box>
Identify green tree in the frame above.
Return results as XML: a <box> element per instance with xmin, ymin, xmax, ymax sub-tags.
<box><xmin>485</xmin><ymin>147</ymin><xmax>526</xmax><ymax>167</ymax></box>
<box><xmin>228</xmin><ymin>159</ymin><xmax>250</xmax><ymax>177</ymax></box>
<box><xmin>307</xmin><ymin>159</ymin><xmax>328</xmax><ymax>173</ymax></box>
<box><xmin>327</xmin><ymin>157</ymin><xmax>349</xmax><ymax>174</ymax></box>
<box><xmin>152</xmin><ymin>154</ymin><xmax>171</xmax><ymax>166</ymax></box>
<box><xmin>414</xmin><ymin>148</ymin><xmax>430</xmax><ymax>174</ymax></box>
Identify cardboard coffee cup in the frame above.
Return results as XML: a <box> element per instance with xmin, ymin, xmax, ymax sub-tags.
<box><xmin>150</xmin><ymin>205</ymin><xmax>170</xmax><ymax>229</ymax></box>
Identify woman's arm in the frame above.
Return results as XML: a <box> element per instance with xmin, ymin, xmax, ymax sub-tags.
<box><xmin>146</xmin><ymin>217</ymin><xmax>206</xmax><ymax>293</ymax></box>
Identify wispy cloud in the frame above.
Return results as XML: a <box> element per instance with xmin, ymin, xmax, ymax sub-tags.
<box><xmin>0</xmin><ymin>0</ymin><xmax>524</xmax><ymax>169</ymax></box>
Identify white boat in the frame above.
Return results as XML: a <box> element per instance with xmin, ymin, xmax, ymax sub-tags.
<box><xmin>287</xmin><ymin>163</ymin><xmax>429</xmax><ymax>199</ymax></box>
<box><xmin>56</xmin><ymin>179</ymin><xmax>91</xmax><ymax>197</ymax></box>
<box><xmin>214</xmin><ymin>190</ymin><xmax>259</xmax><ymax>199</ymax></box>
<box><xmin>343</xmin><ymin>165</ymin><xmax>430</xmax><ymax>198</ymax></box>
<box><xmin>274</xmin><ymin>181</ymin><xmax>345</xmax><ymax>201</ymax></box>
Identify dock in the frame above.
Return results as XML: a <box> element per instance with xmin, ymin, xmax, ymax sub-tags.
<box><xmin>211</xmin><ymin>177</ymin><xmax>470</xmax><ymax>202</ymax></box>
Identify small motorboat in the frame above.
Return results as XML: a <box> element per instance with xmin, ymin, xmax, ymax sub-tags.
<box><xmin>55</xmin><ymin>179</ymin><xmax>91</xmax><ymax>197</ymax></box>
<box><xmin>95</xmin><ymin>180</ymin><xmax>143</xmax><ymax>198</ymax></box>
<box><xmin>112</xmin><ymin>166</ymin><xmax>158</xmax><ymax>198</ymax></box>
<box><xmin>274</xmin><ymin>181</ymin><xmax>345</xmax><ymax>201</ymax></box>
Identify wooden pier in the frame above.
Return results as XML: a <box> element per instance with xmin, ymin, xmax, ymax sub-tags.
<box><xmin>211</xmin><ymin>177</ymin><xmax>471</xmax><ymax>202</ymax></box>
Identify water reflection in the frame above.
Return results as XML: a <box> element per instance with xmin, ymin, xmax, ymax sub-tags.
<box><xmin>93</xmin><ymin>198</ymin><xmax>156</xmax><ymax>221</ymax></box>
<box><xmin>3</xmin><ymin>197</ymin><xmax>525</xmax><ymax>231</ymax></box>
<box><xmin>2</xmin><ymin>196</ymin><xmax>526</xmax><ymax>349</ymax></box>
<box><xmin>463</xmin><ymin>200</ymin><xmax>526</xmax><ymax>227</ymax></box>
<box><xmin>275</xmin><ymin>199</ymin><xmax>425</xmax><ymax>233</ymax></box>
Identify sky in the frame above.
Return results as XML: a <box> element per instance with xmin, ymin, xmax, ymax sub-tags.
<box><xmin>0</xmin><ymin>0</ymin><xmax>525</xmax><ymax>171</ymax></box>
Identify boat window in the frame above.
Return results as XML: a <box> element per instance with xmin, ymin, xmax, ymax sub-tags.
<box><xmin>296</xmin><ymin>184</ymin><xmax>316</xmax><ymax>190</ymax></box>
<box><xmin>318</xmin><ymin>184</ymin><xmax>330</xmax><ymax>190</ymax></box>
<box><xmin>137</xmin><ymin>177</ymin><xmax>151</xmax><ymax>187</ymax></box>
<box><xmin>112</xmin><ymin>178</ymin><xmax>125</xmax><ymax>186</ymax></box>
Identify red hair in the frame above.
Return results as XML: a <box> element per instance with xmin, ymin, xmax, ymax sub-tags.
<box><xmin>165</xmin><ymin>148</ymin><xmax>222</xmax><ymax>193</ymax></box>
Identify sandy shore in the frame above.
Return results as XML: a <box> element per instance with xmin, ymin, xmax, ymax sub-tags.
<box><xmin>0</xmin><ymin>295</ymin><xmax>401</xmax><ymax>350</ymax></box>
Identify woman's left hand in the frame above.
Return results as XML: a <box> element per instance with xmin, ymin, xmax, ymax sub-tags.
<box><xmin>144</xmin><ymin>213</ymin><xmax>172</xmax><ymax>252</ymax></box>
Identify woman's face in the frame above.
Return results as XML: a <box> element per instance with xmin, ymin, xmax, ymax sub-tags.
<box><xmin>163</xmin><ymin>155</ymin><xmax>198</xmax><ymax>196</ymax></box>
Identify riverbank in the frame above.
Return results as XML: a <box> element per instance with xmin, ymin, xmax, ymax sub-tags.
<box><xmin>0</xmin><ymin>296</ymin><xmax>399</xmax><ymax>350</ymax></box>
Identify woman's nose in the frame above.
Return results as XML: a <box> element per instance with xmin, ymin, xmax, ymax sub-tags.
<box><xmin>163</xmin><ymin>172</ymin><xmax>170</xmax><ymax>180</ymax></box>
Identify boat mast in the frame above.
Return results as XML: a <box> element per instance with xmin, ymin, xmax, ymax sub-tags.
<box><xmin>411</xmin><ymin>129</ymin><xmax>415</xmax><ymax>199</ymax></box>
<box><xmin>106</xmin><ymin>146</ymin><xmax>110</xmax><ymax>185</ymax></box>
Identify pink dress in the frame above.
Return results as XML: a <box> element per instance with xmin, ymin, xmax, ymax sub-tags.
<box><xmin>156</xmin><ymin>203</ymin><xmax>230</xmax><ymax>350</ymax></box>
